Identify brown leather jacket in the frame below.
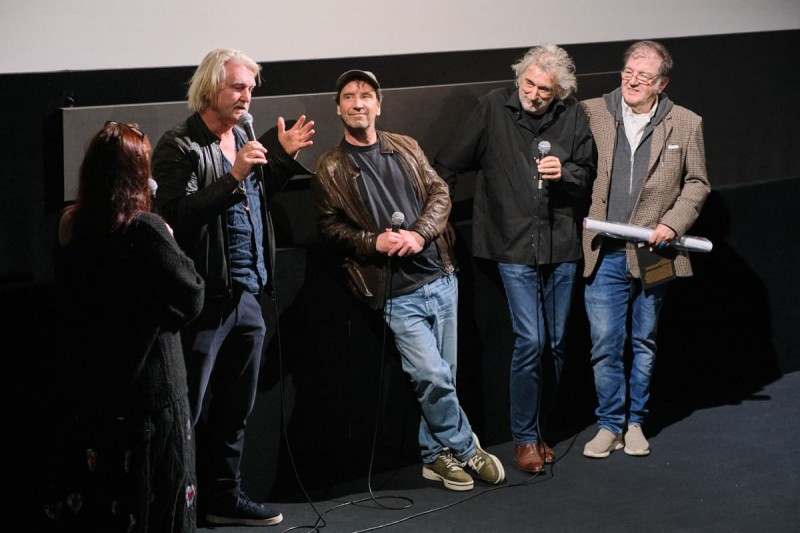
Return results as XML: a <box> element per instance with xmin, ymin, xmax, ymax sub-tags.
<box><xmin>311</xmin><ymin>131</ymin><xmax>456</xmax><ymax>310</ymax></box>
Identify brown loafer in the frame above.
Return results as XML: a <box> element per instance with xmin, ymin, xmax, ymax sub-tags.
<box><xmin>538</xmin><ymin>442</ymin><xmax>555</xmax><ymax>464</ymax></box>
<box><xmin>514</xmin><ymin>444</ymin><xmax>544</xmax><ymax>473</ymax></box>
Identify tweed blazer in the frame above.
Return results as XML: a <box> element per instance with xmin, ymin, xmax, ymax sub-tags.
<box><xmin>581</xmin><ymin>90</ymin><xmax>710</xmax><ymax>278</ymax></box>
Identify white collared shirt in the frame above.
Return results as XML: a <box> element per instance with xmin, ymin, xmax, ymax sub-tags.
<box><xmin>622</xmin><ymin>97</ymin><xmax>658</xmax><ymax>152</ymax></box>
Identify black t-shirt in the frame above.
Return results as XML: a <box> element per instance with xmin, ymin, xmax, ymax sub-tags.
<box><xmin>344</xmin><ymin>141</ymin><xmax>443</xmax><ymax>297</ymax></box>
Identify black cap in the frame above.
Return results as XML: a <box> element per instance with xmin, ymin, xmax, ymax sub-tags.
<box><xmin>335</xmin><ymin>69</ymin><xmax>380</xmax><ymax>95</ymax></box>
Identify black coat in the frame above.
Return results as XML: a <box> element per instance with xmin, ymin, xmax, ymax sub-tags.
<box><xmin>152</xmin><ymin>113</ymin><xmax>311</xmax><ymax>298</ymax></box>
<box><xmin>435</xmin><ymin>87</ymin><xmax>595</xmax><ymax>265</ymax></box>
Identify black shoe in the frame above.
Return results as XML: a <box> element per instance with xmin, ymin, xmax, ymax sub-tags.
<box><xmin>205</xmin><ymin>491</ymin><xmax>283</xmax><ymax>526</ymax></box>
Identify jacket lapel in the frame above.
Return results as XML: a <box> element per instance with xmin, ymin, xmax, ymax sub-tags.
<box><xmin>647</xmin><ymin>112</ymin><xmax>671</xmax><ymax>175</ymax></box>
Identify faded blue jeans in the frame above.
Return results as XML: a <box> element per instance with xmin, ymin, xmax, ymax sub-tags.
<box><xmin>384</xmin><ymin>274</ymin><xmax>477</xmax><ymax>464</ymax></box>
<box><xmin>498</xmin><ymin>261</ymin><xmax>577</xmax><ymax>446</ymax></box>
<box><xmin>584</xmin><ymin>251</ymin><xmax>667</xmax><ymax>434</ymax></box>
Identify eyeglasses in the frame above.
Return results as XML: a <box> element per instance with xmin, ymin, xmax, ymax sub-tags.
<box><xmin>105</xmin><ymin>120</ymin><xmax>145</xmax><ymax>139</ymax></box>
<box><xmin>620</xmin><ymin>69</ymin><xmax>660</xmax><ymax>86</ymax></box>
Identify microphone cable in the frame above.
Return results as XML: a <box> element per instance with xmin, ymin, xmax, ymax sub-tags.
<box><xmin>350</xmin><ymin>434</ymin><xmax>582</xmax><ymax>532</ymax></box>
<box><xmin>285</xmin><ymin>226</ymin><xmax>417</xmax><ymax>532</ymax></box>
<box><xmin>532</xmin><ymin>139</ymin><xmax>569</xmax><ymax>461</ymax></box>
<box><xmin>359</xmin><ymin>236</ymin><xmax>415</xmax><ymax>510</ymax></box>
<box><xmin>276</xmin><ymin>211</ymin><xmax>568</xmax><ymax>531</ymax></box>
<box><xmin>254</xmin><ymin>163</ymin><xmax>326</xmax><ymax>531</ymax></box>
<box><xmin>533</xmin><ymin>139</ymin><xmax>550</xmax><ymax>455</ymax></box>
<box><xmin>358</xmin><ymin>215</ymin><xmax>416</xmax><ymax>510</ymax></box>
<box><xmin>245</xmin><ymin>129</ymin><xmax>327</xmax><ymax>531</ymax></box>
<box><xmin>348</xmin><ymin>228</ymin><xmax>554</xmax><ymax>533</ymax></box>
<box><xmin>265</xmin><ymin>276</ymin><xmax>329</xmax><ymax>533</ymax></box>
<box><xmin>309</xmin><ymin>211</ymin><xmax>574</xmax><ymax>531</ymax></box>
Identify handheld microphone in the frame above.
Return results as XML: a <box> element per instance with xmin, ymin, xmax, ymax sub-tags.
<box><xmin>391</xmin><ymin>211</ymin><xmax>405</xmax><ymax>232</ymax></box>
<box><xmin>536</xmin><ymin>140</ymin><xmax>551</xmax><ymax>190</ymax></box>
<box><xmin>148</xmin><ymin>177</ymin><xmax>158</xmax><ymax>198</ymax></box>
<box><xmin>238</xmin><ymin>112</ymin><xmax>257</xmax><ymax>142</ymax></box>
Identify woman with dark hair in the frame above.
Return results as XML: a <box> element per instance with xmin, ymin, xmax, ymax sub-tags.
<box><xmin>50</xmin><ymin>121</ymin><xmax>205</xmax><ymax>532</ymax></box>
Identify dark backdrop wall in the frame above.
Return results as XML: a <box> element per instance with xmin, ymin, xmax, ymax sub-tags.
<box><xmin>4</xmin><ymin>30</ymin><xmax>798</xmax><ymax>509</ymax></box>
<box><xmin>1</xmin><ymin>30</ymin><xmax>798</xmax><ymax>283</ymax></box>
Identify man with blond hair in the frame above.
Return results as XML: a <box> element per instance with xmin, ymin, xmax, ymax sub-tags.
<box><xmin>152</xmin><ymin>48</ymin><xmax>315</xmax><ymax>526</ymax></box>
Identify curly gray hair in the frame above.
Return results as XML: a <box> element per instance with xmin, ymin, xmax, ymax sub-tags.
<box><xmin>511</xmin><ymin>44</ymin><xmax>577</xmax><ymax>100</ymax></box>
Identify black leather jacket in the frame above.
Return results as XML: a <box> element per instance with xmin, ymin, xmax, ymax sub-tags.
<box><xmin>311</xmin><ymin>131</ymin><xmax>456</xmax><ymax>310</ymax></box>
<box><xmin>152</xmin><ymin>112</ymin><xmax>310</xmax><ymax>299</ymax></box>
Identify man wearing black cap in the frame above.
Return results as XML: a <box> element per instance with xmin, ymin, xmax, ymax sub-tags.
<box><xmin>311</xmin><ymin>70</ymin><xmax>505</xmax><ymax>491</ymax></box>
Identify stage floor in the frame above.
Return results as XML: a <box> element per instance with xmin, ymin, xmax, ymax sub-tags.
<box><xmin>200</xmin><ymin>371</ymin><xmax>799</xmax><ymax>532</ymax></box>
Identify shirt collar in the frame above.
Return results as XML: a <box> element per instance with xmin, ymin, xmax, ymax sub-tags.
<box><xmin>621</xmin><ymin>96</ymin><xmax>658</xmax><ymax>120</ymax></box>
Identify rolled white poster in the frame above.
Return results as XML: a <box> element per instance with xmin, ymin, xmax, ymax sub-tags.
<box><xmin>584</xmin><ymin>218</ymin><xmax>713</xmax><ymax>253</ymax></box>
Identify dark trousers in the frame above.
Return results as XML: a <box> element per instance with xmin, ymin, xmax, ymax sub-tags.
<box><xmin>184</xmin><ymin>289</ymin><xmax>266</xmax><ymax>501</ymax></box>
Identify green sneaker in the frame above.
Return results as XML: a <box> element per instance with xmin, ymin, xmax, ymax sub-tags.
<box><xmin>422</xmin><ymin>449</ymin><xmax>474</xmax><ymax>491</ymax></box>
<box><xmin>465</xmin><ymin>433</ymin><xmax>505</xmax><ymax>484</ymax></box>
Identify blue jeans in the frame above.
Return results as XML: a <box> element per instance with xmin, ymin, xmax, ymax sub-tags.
<box><xmin>584</xmin><ymin>251</ymin><xmax>667</xmax><ymax>434</ymax></box>
<box><xmin>498</xmin><ymin>261</ymin><xmax>577</xmax><ymax>445</ymax></box>
<box><xmin>384</xmin><ymin>274</ymin><xmax>476</xmax><ymax>464</ymax></box>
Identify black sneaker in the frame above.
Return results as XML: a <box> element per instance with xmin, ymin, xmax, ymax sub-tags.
<box><xmin>205</xmin><ymin>491</ymin><xmax>283</xmax><ymax>526</ymax></box>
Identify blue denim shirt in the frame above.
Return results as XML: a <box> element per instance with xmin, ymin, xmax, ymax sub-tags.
<box><xmin>224</xmin><ymin>133</ymin><xmax>267</xmax><ymax>294</ymax></box>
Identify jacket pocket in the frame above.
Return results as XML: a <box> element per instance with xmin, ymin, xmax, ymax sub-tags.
<box><xmin>343</xmin><ymin>258</ymin><xmax>374</xmax><ymax>300</ymax></box>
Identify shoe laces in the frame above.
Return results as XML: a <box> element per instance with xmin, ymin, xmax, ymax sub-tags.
<box><xmin>439</xmin><ymin>449</ymin><xmax>463</xmax><ymax>472</ymax></box>
<box><xmin>237</xmin><ymin>492</ymin><xmax>261</xmax><ymax>511</ymax></box>
<box><xmin>467</xmin><ymin>449</ymin><xmax>488</xmax><ymax>472</ymax></box>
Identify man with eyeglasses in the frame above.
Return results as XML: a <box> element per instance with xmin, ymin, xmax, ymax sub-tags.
<box><xmin>434</xmin><ymin>44</ymin><xmax>595</xmax><ymax>474</ymax></box>
<box><xmin>580</xmin><ymin>40</ymin><xmax>710</xmax><ymax>459</ymax></box>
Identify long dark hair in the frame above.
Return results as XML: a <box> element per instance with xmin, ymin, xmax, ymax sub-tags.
<box><xmin>71</xmin><ymin>121</ymin><xmax>152</xmax><ymax>240</ymax></box>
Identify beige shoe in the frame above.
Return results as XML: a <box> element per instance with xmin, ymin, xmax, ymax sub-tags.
<box><xmin>624</xmin><ymin>424</ymin><xmax>651</xmax><ymax>456</ymax></box>
<box><xmin>583</xmin><ymin>428</ymin><xmax>624</xmax><ymax>458</ymax></box>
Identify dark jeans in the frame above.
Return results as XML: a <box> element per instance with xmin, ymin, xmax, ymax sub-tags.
<box><xmin>184</xmin><ymin>289</ymin><xmax>266</xmax><ymax>501</ymax></box>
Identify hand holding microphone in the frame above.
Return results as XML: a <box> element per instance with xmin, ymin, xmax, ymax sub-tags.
<box><xmin>377</xmin><ymin>211</ymin><xmax>404</xmax><ymax>254</ymax></box>
<box><xmin>391</xmin><ymin>211</ymin><xmax>404</xmax><ymax>233</ymax></box>
<box><xmin>535</xmin><ymin>140</ymin><xmax>562</xmax><ymax>189</ymax></box>
<box><xmin>377</xmin><ymin>211</ymin><xmax>422</xmax><ymax>257</ymax></box>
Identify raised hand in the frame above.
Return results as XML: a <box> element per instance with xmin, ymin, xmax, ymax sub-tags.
<box><xmin>278</xmin><ymin>115</ymin><xmax>315</xmax><ymax>157</ymax></box>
